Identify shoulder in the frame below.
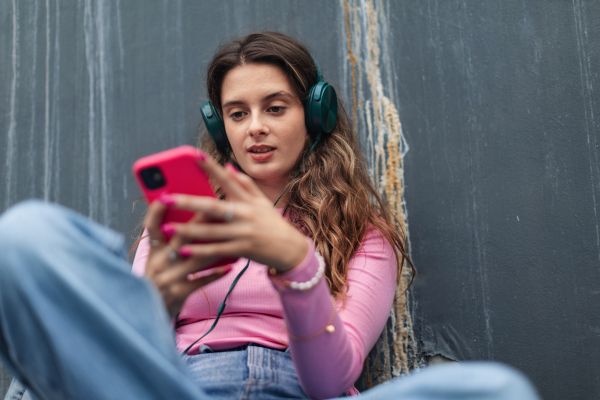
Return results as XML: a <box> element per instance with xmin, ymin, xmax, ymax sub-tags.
<box><xmin>356</xmin><ymin>224</ymin><xmax>396</xmax><ymax>257</ymax></box>
<box><xmin>349</xmin><ymin>224</ymin><xmax>397</xmax><ymax>281</ymax></box>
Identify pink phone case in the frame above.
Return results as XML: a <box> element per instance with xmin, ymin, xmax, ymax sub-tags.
<box><xmin>133</xmin><ymin>145</ymin><xmax>238</xmax><ymax>268</ymax></box>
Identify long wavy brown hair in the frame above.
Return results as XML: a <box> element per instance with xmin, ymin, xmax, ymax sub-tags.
<box><xmin>200</xmin><ymin>31</ymin><xmax>414</xmax><ymax>300</ymax></box>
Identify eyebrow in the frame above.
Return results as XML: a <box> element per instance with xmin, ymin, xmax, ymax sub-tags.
<box><xmin>222</xmin><ymin>91</ymin><xmax>295</xmax><ymax>110</ymax></box>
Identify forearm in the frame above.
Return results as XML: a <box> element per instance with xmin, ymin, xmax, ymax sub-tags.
<box><xmin>270</xmin><ymin>240</ymin><xmax>363</xmax><ymax>399</ymax></box>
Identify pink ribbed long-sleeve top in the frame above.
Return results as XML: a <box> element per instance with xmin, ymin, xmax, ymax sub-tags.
<box><xmin>132</xmin><ymin>225</ymin><xmax>397</xmax><ymax>399</ymax></box>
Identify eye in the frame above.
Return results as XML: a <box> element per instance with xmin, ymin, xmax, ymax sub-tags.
<box><xmin>268</xmin><ymin>106</ymin><xmax>285</xmax><ymax>114</ymax></box>
<box><xmin>229</xmin><ymin>111</ymin><xmax>246</xmax><ymax>120</ymax></box>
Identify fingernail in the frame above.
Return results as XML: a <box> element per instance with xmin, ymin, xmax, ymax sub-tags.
<box><xmin>225</xmin><ymin>163</ymin><xmax>238</xmax><ymax>173</ymax></box>
<box><xmin>161</xmin><ymin>223</ymin><xmax>176</xmax><ymax>235</ymax></box>
<box><xmin>221</xmin><ymin>265</ymin><xmax>233</xmax><ymax>274</ymax></box>
<box><xmin>158</xmin><ymin>193</ymin><xmax>177</xmax><ymax>206</ymax></box>
<box><xmin>179</xmin><ymin>247</ymin><xmax>192</xmax><ymax>257</ymax></box>
<box><xmin>197</xmin><ymin>150</ymin><xmax>207</xmax><ymax>162</ymax></box>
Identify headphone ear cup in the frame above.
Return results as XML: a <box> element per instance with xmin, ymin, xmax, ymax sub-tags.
<box><xmin>200</xmin><ymin>101</ymin><xmax>229</xmax><ymax>152</ymax></box>
<box><xmin>304</xmin><ymin>85</ymin><xmax>318</xmax><ymax>138</ymax></box>
<box><xmin>305</xmin><ymin>82</ymin><xmax>338</xmax><ymax>140</ymax></box>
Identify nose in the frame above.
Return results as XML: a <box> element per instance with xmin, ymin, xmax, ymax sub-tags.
<box><xmin>247</xmin><ymin>112</ymin><xmax>269</xmax><ymax>137</ymax></box>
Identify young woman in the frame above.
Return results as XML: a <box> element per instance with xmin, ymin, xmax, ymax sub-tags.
<box><xmin>0</xmin><ymin>32</ymin><xmax>538</xmax><ymax>400</ymax></box>
<box><xmin>132</xmin><ymin>31</ymin><xmax>411</xmax><ymax>399</ymax></box>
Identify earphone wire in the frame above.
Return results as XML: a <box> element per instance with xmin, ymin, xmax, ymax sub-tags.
<box><xmin>182</xmin><ymin>137</ymin><xmax>320</xmax><ymax>355</ymax></box>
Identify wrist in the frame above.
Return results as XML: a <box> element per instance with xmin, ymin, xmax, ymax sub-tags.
<box><xmin>269</xmin><ymin>248</ymin><xmax>326</xmax><ymax>291</ymax></box>
<box><xmin>275</xmin><ymin>231</ymin><xmax>310</xmax><ymax>272</ymax></box>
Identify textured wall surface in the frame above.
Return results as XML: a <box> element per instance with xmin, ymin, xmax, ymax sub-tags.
<box><xmin>1</xmin><ymin>1</ymin><xmax>599</xmax><ymax>400</ymax></box>
<box><xmin>391</xmin><ymin>2</ymin><xmax>600</xmax><ymax>400</ymax></box>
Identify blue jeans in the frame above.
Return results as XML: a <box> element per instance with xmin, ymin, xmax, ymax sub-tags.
<box><xmin>0</xmin><ymin>201</ymin><xmax>540</xmax><ymax>400</ymax></box>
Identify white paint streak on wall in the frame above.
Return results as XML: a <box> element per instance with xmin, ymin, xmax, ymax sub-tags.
<box><xmin>29</xmin><ymin>0</ymin><xmax>39</xmax><ymax>197</ymax></box>
<box><xmin>174</xmin><ymin>0</ymin><xmax>185</xmax><ymax>143</ymax></box>
<box><xmin>81</xmin><ymin>0</ymin><xmax>115</xmax><ymax>224</ymax></box>
<box><xmin>353</xmin><ymin>1</ymin><xmax>364</xmax><ymax>142</ymax></box>
<box><xmin>341</xmin><ymin>0</ymin><xmax>417</xmax><ymax>385</ymax></box>
<box><xmin>84</xmin><ymin>0</ymin><xmax>97</xmax><ymax>220</ymax></box>
<box><xmin>162</xmin><ymin>0</ymin><xmax>185</xmax><ymax>143</ymax></box>
<box><xmin>337</xmin><ymin>11</ymin><xmax>349</xmax><ymax>105</ymax></box>
<box><xmin>51</xmin><ymin>1</ymin><xmax>61</xmax><ymax>202</ymax></box>
<box><xmin>456</xmin><ymin>0</ymin><xmax>493</xmax><ymax>359</ymax></box>
<box><xmin>365</xmin><ymin>99</ymin><xmax>374</xmax><ymax>164</ymax></box>
<box><xmin>115</xmin><ymin>0</ymin><xmax>125</xmax><ymax>72</ymax></box>
<box><xmin>97</xmin><ymin>0</ymin><xmax>111</xmax><ymax>224</ymax></box>
<box><xmin>574</xmin><ymin>0</ymin><xmax>600</xmax><ymax>264</ymax></box>
<box><xmin>378</xmin><ymin>0</ymin><xmax>395</xmax><ymax>106</ymax></box>
<box><xmin>43</xmin><ymin>0</ymin><xmax>51</xmax><ymax>201</ymax></box>
<box><xmin>6</xmin><ymin>0</ymin><xmax>19</xmax><ymax>209</ymax></box>
<box><xmin>115</xmin><ymin>0</ymin><xmax>126</xmax><ymax>95</ymax></box>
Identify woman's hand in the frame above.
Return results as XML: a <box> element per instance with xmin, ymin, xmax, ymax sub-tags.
<box><xmin>164</xmin><ymin>153</ymin><xmax>309</xmax><ymax>274</ymax></box>
<box><xmin>143</xmin><ymin>152</ymin><xmax>309</xmax><ymax>316</ymax></box>
<box><xmin>144</xmin><ymin>200</ymin><xmax>233</xmax><ymax>318</ymax></box>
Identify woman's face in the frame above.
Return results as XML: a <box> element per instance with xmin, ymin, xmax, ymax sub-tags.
<box><xmin>221</xmin><ymin>63</ymin><xmax>308</xmax><ymax>192</ymax></box>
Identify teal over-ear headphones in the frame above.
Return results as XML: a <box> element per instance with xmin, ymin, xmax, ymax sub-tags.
<box><xmin>200</xmin><ymin>56</ymin><xmax>338</xmax><ymax>152</ymax></box>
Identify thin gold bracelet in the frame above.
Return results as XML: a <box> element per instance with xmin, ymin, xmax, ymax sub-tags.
<box><xmin>283</xmin><ymin>300</ymin><xmax>336</xmax><ymax>341</ymax></box>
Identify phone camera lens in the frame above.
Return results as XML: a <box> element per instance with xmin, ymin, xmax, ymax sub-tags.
<box><xmin>140</xmin><ymin>167</ymin><xmax>166</xmax><ymax>189</ymax></box>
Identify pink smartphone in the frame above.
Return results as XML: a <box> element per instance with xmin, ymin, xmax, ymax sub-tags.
<box><xmin>132</xmin><ymin>145</ymin><xmax>238</xmax><ymax>268</ymax></box>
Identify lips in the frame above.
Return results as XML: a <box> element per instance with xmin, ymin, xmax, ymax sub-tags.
<box><xmin>249</xmin><ymin>147</ymin><xmax>274</xmax><ymax>153</ymax></box>
<box><xmin>248</xmin><ymin>145</ymin><xmax>276</xmax><ymax>161</ymax></box>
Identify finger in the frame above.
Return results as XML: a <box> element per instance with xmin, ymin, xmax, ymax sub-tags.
<box><xmin>160</xmin><ymin>208</ymin><xmax>212</xmax><ymax>251</ymax></box>
<box><xmin>177</xmin><ymin>240</ymin><xmax>248</xmax><ymax>261</ymax></box>
<box><xmin>187</xmin><ymin>264</ymin><xmax>233</xmax><ymax>282</ymax></box>
<box><xmin>170</xmin><ymin>221</ymin><xmax>245</xmax><ymax>243</ymax></box>
<box><xmin>190</xmin><ymin>211</ymin><xmax>210</xmax><ymax>224</ymax></box>
<box><xmin>181</xmin><ymin>266</ymin><xmax>233</xmax><ymax>294</ymax></box>
<box><xmin>153</xmin><ymin>255</ymin><xmax>225</xmax><ymax>287</ymax></box>
<box><xmin>162</xmin><ymin>205</ymin><xmax>235</xmax><ymax>265</ymax></box>
<box><xmin>144</xmin><ymin>246</ymin><xmax>171</xmax><ymax>276</ymax></box>
<box><xmin>171</xmin><ymin>195</ymin><xmax>247</xmax><ymax>222</ymax></box>
<box><xmin>158</xmin><ymin>266</ymin><xmax>232</xmax><ymax>318</ymax></box>
<box><xmin>166</xmin><ymin>229</ymin><xmax>186</xmax><ymax>253</ymax></box>
<box><xmin>198</xmin><ymin>153</ymin><xmax>247</xmax><ymax>200</ymax></box>
<box><xmin>145</xmin><ymin>198</ymin><xmax>169</xmax><ymax>243</ymax></box>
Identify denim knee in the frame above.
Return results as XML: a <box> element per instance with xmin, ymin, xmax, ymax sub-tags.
<box><xmin>1</xmin><ymin>198</ymin><xmax>64</xmax><ymax>242</ymax></box>
<box><xmin>0</xmin><ymin>200</ymin><xmax>83</xmax><ymax>279</ymax></box>
<box><xmin>473</xmin><ymin>362</ymin><xmax>539</xmax><ymax>399</ymax></box>
<box><xmin>431</xmin><ymin>362</ymin><xmax>540</xmax><ymax>399</ymax></box>
<box><xmin>361</xmin><ymin>361</ymin><xmax>539</xmax><ymax>400</ymax></box>
<box><xmin>0</xmin><ymin>200</ymin><xmax>63</xmax><ymax>241</ymax></box>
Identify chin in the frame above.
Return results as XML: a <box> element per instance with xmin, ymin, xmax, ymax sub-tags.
<box><xmin>244</xmin><ymin>165</ymin><xmax>290</xmax><ymax>183</ymax></box>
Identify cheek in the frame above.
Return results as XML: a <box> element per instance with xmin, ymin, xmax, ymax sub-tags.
<box><xmin>224</xmin><ymin>125</ymin><xmax>244</xmax><ymax>150</ymax></box>
<box><xmin>281</xmin><ymin>117</ymin><xmax>309</xmax><ymax>151</ymax></box>
<box><xmin>293</xmin><ymin>135</ymin><xmax>308</xmax><ymax>154</ymax></box>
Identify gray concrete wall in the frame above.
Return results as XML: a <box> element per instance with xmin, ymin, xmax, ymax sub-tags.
<box><xmin>391</xmin><ymin>2</ymin><xmax>600</xmax><ymax>399</ymax></box>
<box><xmin>1</xmin><ymin>1</ymin><xmax>599</xmax><ymax>400</ymax></box>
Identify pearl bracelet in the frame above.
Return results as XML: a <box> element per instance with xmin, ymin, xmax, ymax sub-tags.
<box><xmin>269</xmin><ymin>250</ymin><xmax>326</xmax><ymax>291</ymax></box>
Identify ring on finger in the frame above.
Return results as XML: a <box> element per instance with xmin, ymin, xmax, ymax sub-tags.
<box><xmin>223</xmin><ymin>202</ymin><xmax>234</xmax><ymax>222</ymax></box>
<box><xmin>150</xmin><ymin>239</ymin><xmax>162</xmax><ymax>248</ymax></box>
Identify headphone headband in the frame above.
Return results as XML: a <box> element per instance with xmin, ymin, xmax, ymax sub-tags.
<box><xmin>311</xmin><ymin>56</ymin><xmax>323</xmax><ymax>83</ymax></box>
